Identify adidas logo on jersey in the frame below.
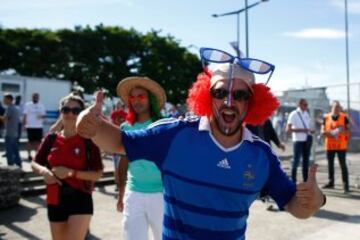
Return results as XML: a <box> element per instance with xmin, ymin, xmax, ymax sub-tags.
<box><xmin>217</xmin><ymin>158</ymin><xmax>231</xmax><ymax>169</ymax></box>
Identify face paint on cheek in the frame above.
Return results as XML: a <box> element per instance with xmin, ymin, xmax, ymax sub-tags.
<box><xmin>213</xmin><ymin>102</ymin><xmax>221</xmax><ymax>120</ymax></box>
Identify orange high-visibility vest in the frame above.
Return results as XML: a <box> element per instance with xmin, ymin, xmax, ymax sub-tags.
<box><xmin>324</xmin><ymin>112</ymin><xmax>349</xmax><ymax>150</ymax></box>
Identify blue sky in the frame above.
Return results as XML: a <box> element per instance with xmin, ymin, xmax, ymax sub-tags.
<box><xmin>1</xmin><ymin>0</ymin><xmax>359</xmax><ymax>108</ymax></box>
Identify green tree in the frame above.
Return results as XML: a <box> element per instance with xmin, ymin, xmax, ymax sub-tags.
<box><xmin>0</xmin><ymin>25</ymin><xmax>202</xmax><ymax>103</ymax></box>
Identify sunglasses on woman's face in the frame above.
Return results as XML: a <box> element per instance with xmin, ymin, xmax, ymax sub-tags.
<box><xmin>129</xmin><ymin>94</ymin><xmax>147</xmax><ymax>103</ymax></box>
<box><xmin>210</xmin><ymin>88</ymin><xmax>251</xmax><ymax>102</ymax></box>
<box><xmin>61</xmin><ymin>106</ymin><xmax>82</xmax><ymax>115</ymax></box>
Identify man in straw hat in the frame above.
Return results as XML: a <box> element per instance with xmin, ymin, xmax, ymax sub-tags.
<box><xmin>116</xmin><ymin>76</ymin><xmax>165</xmax><ymax>240</ymax></box>
<box><xmin>77</xmin><ymin>48</ymin><xmax>325</xmax><ymax>239</ymax></box>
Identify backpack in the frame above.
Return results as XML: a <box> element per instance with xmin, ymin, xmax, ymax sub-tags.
<box><xmin>44</xmin><ymin>133</ymin><xmax>93</xmax><ymax>192</ymax></box>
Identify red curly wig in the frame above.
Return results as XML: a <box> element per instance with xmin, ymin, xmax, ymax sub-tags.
<box><xmin>186</xmin><ymin>70</ymin><xmax>279</xmax><ymax>125</ymax></box>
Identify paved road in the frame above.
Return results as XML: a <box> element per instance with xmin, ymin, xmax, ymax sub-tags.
<box><xmin>1</xmin><ymin>146</ymin><xmax>360</xmax><ymax>240</ymax></box>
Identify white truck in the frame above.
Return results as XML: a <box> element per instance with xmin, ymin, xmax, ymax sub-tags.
<box><xmin>0</xmin><ymin>74</ymin><xmax>72</xmax><ymax>130</ymax></box>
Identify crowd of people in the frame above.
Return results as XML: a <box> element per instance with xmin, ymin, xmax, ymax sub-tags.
<box><xmin>0</xmin><ymin>46</ymin><xmax>355</xmax><ymax>239</ymax></box>
<box><xmin>74</xmin><ymin>47</ymin><xmax>326</xmax><ymax>240</ymax></box>
<box><xmin>1</xmin><ymin>93</ymin><xmax>46</xmax><ymax>168</ymax></box>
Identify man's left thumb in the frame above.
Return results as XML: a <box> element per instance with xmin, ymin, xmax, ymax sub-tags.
<box><xmin>307</xmin><ymin>164</ymin><xmax>318</xmax><ymax>184</ymax></box>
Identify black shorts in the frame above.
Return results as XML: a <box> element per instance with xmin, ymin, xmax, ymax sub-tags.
<box><xmin>47</xmin><ymin>184</ymin><xmax>93</xmax><ymax>222</ymax></box>
<box><xmin>27</xmin><ymin>128</ymin><xmax>43</xmax><ymax>142</ymax></box>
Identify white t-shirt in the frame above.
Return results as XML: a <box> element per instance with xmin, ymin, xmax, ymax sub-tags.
<box><xmin>287</xmin><ymin>108</ymin><xmax>312</xmax><ymax>142</ymax></box>
<box><xmin>23</xmin><ymin>101</ymin><xmax>46</xmax><ymax>128</ymax></box>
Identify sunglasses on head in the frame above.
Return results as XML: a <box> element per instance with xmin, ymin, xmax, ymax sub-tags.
<box><xmin>129</xmin><ymin>94</ymin><xmax>147</xmax><ymax>103</ymax></box>
<box><xmin>210</xmin><ymin>88</ymin><xmax>251</xmax><ymax>102</ymax></box>
<box><xmin>200</xmin><ymin>47</ymin><xmax>275</xmax><ymax>85</ymax></box>
<box><xmin>61</xmin><ymin>106</ymin><xmax>82</xmax><ymax>115</ymax></box>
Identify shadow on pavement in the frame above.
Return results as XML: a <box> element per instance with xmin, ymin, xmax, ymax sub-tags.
<box><xmin>86</xmin><ymin>232</ymin><xmax>102</xmax><ymax>240</ymax></box>
<box><xmin>2</xmin><ymin>224</ymin><xmax>41</xmax><ymax>240</ymax></box>
<box><xmin>322</xmin><ymin>189</ymin><xmax>360</xmax><ymax>200</ymax></box>
<box><xmin>0</xmin><ymin>204</ymin><xmax>39</xmax><ymax>240</ymax></box>
<box><xmin>25</xmin><ymin>195</ymin><xmax>47</xmax><ymax>207</ymax></box>
<box><xmin>0</xmin><ymin>204</ymin><xmax>37</xmax><ymax>223</ymax></box>
<box><xmin>314</xmin><ymin>209</ymin><xmax>360</xmax><ymax>223</ymax></box>
<box><xmin>97</xmin><ymin>186</ymin><xmax>118</xmax><ymax>198</ymax></box>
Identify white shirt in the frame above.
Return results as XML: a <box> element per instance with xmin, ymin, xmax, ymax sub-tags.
<box><xmin>23</xmin><ymin>101</ymin><xmax>46</xmax><ymax>128</ymax></box>
<box><xmin>287</xmin><ymin>107</ymin><xmax>312</xmax><ymax>142</ymax></box>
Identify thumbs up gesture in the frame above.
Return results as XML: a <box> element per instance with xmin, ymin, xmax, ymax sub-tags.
<box><xmin>295</xmin><ymin>164</ymin><xmax>324</xmax><ymax>209</ymax></box>
<box><xmin>76</xmin><ymin>91</ymin><xmax>105</xmax><ymax>139</ymax></box>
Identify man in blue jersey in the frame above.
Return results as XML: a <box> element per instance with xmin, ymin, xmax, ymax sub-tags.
<box><xmin>77</xmin><ymin>49</ymin><xmax>326</xmax><ymax>240</ymax></box>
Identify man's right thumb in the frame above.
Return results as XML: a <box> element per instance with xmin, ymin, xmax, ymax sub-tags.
<box><xmin>94</xmin><ymin>91</ymin><xmax>104</xmax><ymax>110</ymax></box>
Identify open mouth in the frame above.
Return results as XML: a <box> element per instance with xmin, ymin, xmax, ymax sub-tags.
<box><xmin>221</xmin><ymin>109</ymin><xmax>236</xmax><ymax>124</ymax></box>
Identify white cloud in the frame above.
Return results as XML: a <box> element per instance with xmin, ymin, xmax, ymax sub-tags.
<box><xmin>283</xmin><ymin>28</ymin><xmax>346</xmax><ymax>39</ymax></box>
<box><xmin>331</xmin><ymin>0</ymin><xmax>360</xmax><ymax>14</ymax></box>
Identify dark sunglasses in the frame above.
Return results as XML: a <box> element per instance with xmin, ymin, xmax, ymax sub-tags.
<box><xmin>129</xmin><ymin>94</ymin><xmax>147</xmax><ymax>103</ymax></box>
<box><xmin>210</xmin><ymin>88</ymin><xmax>251</xmax><ymax>101</ymax></box>
<box><xmin>61</xmin><ymin>106</ymin><xmax>82</xmax><ymax>115</ymax></box>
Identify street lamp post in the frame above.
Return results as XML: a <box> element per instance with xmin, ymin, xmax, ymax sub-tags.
<box><xmin>237</xmin><ymin>13</ymin><xmax>240</xmax><ymax>56</ymax></box>
<box><xmin>245</xmin><ymin>0</ymin><xmax>249</xmax><ymax>57</ymax></box>
<box><xmin>212</xmin><ymin>0</ymin><xmax>269</xmax><ymax>57</ymax></box>
<box><xmin>344</xmin><ymin>0</ymin><xmax>350</xmax><ymax>113</ymax></box>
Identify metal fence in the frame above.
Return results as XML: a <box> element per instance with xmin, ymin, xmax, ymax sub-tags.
<box><xmin>273</xmin><ymin>82</ymin><xmax>360</xmax><ymax>152</ymax></box>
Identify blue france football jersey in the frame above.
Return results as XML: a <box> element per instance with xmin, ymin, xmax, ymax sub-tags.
<box><xmin>122</xmin><ymin>116</ymin><xmax>296</xmax><ymax>240</ymax></box>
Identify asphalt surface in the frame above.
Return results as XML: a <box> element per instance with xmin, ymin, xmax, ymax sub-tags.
<box><xmin>1</xmin><ymin>142</ymin><xmax>360</xmax><ymax>240</ymax></box>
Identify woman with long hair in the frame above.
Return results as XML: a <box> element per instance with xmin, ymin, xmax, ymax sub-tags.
<box><xmin>31</xmin><ymin>94</ymin><xmax>103</xmax><ymax>240</ymax></box>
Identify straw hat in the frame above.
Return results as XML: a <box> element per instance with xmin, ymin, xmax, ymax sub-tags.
<box><xmin>117</xmin><ymin>76</ymin><xmax>166</xmax><ymax>109</ymax></box>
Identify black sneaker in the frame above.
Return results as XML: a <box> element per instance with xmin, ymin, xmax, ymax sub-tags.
<box><xmin>322</xmin><ymin>183</ymin><xmax>334</xmax><ymax>189</ymax></box>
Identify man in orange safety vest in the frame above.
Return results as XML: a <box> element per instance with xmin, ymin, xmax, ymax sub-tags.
<box><xmin>321</xmin><ymin>100</ymin><xmax>350</xmax><ymax>193</ymax></box>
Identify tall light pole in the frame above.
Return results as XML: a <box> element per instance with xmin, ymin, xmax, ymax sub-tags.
<box><xmin>212</xmin><ymin>0</ymin><xmax>269</xmax><ymax>57</ymax></box>
<box><xmin>244</xmin><ymin>0</ymin><xmax>269</xmax><ymax>57</ymax></box>
<box><xmin>344</xmin><ymin>0</ymin><xmax>350</xmax><ymax>113</ymax></box>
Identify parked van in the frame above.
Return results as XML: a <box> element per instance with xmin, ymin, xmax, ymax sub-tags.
<box><xmin>0</xmin><ymin>74</ymin><xmax>72</xmax><ymax>132</ymax></box>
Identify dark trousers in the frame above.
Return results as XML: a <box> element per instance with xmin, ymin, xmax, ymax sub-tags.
<box><xmin>326</xmin><ymin>150</ymin><xmax>349</xmax><ymax>190</ymax></box>
<box><xmin>292</xmin><ymin>141</ymin><xmax>311</xmax><ymax>183</ymax></box>
<box><xmin>5</xmin><ymin>136</ymin><xmax>22</xmax><ymax>168</ymax></box>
